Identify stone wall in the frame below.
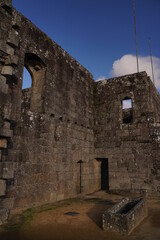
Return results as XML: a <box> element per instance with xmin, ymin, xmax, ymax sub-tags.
<box><xmin>0</xmin><ymin>0</ymin><xmax>97</xmax><ymax>222</ymax></box>
<box><xmin>94</xmin><ymin>72</ymin><xmax>160</xmax><ymax>195</ymax></box>
<box><xmin>1</xmin><ymin>0</ymin><xmax>160</xmax><ymax>225</ymax></box>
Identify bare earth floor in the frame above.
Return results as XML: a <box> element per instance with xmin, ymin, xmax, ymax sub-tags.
<box><xmin>0</xmin><ymin>191</ymin><xmax>160</xmax><ymax>240</ymax></box>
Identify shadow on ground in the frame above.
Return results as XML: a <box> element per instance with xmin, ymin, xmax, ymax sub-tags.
<box><xmin>86</xmin><ymin>199</ymin><xmax>114</xmax><ymax>229</ymax></box>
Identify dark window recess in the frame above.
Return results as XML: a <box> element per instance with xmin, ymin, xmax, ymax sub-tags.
<box><xmin>77</xmin><ymin>160</ymin><xmax>83</xmax><ymax>193</ymax></box>
<box><xmin>122</xmin><ymin>98</ymin><xmax>133</xmax><ymax>124</ymax></box>
<box><xmin>2</xmin><ymin>5</ymin><xmax>12</xmax><ymax>15</ymax></box>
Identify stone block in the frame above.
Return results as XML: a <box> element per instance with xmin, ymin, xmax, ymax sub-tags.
<box><xmin>7</xmin><ymin>29</ymin><xmax>19</xmax><ymax>48</ymax></box>
<box><xmin>5</xmin><ymin>55</ymin><xmax>18</xmax><ymax>66</ymax></box>
<box><xmin>0</xmin><ymin>75</ymin><xmax>8</xmax><ymax>94</ymax></box>
<box><xmin>0</xmin><ymin>42</ymin><xmax>14</xmax><ymax>56</ymax></box>
<box><xmin>12</xmin><ymin>13</ymin><xmax>22</xmax><ymax>29</ymax></box>
<box><xmin>0</xmin><ymin>162</ymin><xmax>15</xmax><ymax>179</ymax></box>
<box><xmin>0</xmin><ymin>139</ymin><xmax>7</xmax><ymax>148</ymax></box>
<box><xmin>0</xmin><ymin>208</ymin><xmax>9</xmax><ymax>225</ymax></box>
<box><xmin>5</xmin><ymin>44</ymin><xmax>14</xmax><ymax>55</ymax></box>
<box><xmin>1</xmin><ymin>66</ymin><xmax>13</xmax><ymax>76</ymax></box>
<box><xmin>0</xmin><ymin>128</ymin><xmax>13</xmax><ymax>137</ymax></box>
<box><xmin>0</xmin><ymin>41</ymin><xmax>7</xmax><ymax>54</ymax></box>
<box><xmin>3</xmin><ymin>121</ymin><xmax>10</xmax><ymax>129</ymax></box>
<box><xmin>0</xmin><ymin>180</ymin><xmax>6</xmax><ymax>196</ymax></box>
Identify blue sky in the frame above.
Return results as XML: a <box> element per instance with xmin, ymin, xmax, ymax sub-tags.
<box><xmin>12</xmin><ymin>0</ymin><xmax>160</xmax><ymax>87</ymax></box>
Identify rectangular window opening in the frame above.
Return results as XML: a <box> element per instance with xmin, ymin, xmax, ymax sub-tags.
<box><xmin>122</xmin><ymin>98</ymin><xmax>133</xmax><ymax>124</ymax></box>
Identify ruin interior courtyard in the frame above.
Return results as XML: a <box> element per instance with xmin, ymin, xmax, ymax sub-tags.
<box><xmin>0</xmin><ymin>0</ymin><xmax>160</xmax><ymax>239</ymax></box>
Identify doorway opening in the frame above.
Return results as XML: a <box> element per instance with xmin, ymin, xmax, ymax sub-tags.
<box><xmin>96</xmin><ymin>158</ymin><xmax>109</xmax><ymax>191</ymax></box>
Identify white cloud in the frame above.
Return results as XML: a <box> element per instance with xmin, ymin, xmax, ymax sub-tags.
<box><xmin>110</xmin><ymin>54</ymin><xmax>160</xmax><ymax>89</ymax></box>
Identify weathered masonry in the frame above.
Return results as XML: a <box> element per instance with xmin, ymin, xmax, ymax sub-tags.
<box><xmin>0</xmin><ymin>0</ymin><xmax>160</xmax><ymax>224</ymax></box>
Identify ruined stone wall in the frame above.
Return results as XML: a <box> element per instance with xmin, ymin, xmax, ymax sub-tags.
<box><xmin>1</xmin><ymin>0</ymin><xmax>160</xmax><ymax>226</ymax></box>
<box><xmin>94</xmin><ymin>72</ymin><xmax>160</xmax><ymax>196</ymax></box>
<box><xmin>0</xmin><ymin>1</ymin><xmax>97</xmax><ymax>219</ymax></box>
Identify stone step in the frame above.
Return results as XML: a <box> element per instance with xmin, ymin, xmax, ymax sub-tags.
<box><xmin>0</xmin><ymin>208</ymin><xmax>9</xmax><ymax>225</ymax></box>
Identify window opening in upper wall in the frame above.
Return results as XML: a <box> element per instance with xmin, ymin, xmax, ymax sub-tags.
<box><xmin>22</xmin><ymin>66</ymin><xmax>32</xmax><ymax>89</ymax></box>
<box><xmin>122</xmin><ymin>98</ymin><xmax>133</xmax><ymax>124</ymax></box>
<box><xmin>22</xmin><ymin>53</ymin><xmax>46</xmax><ymax>113</ymax></box>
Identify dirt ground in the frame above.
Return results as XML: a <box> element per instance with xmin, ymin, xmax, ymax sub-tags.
<box><xmin>0</xmin><ymin>191</ymin><xmax>160</xmax><ymax>240</ymax></box>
